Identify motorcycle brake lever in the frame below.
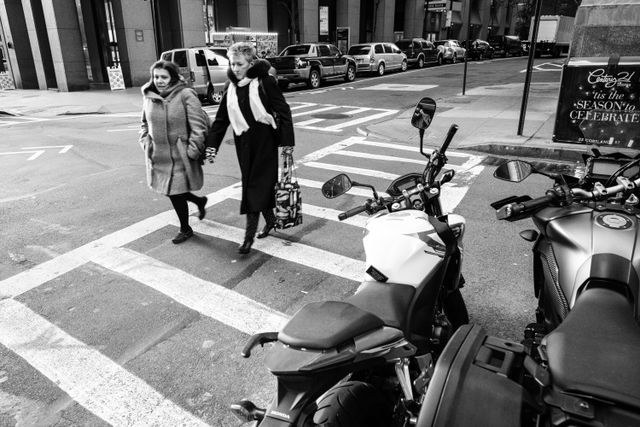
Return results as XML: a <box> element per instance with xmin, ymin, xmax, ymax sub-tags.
<box><xmin>241</xmin><ymin>332</ymin><xmax>278</xmax><ymax>358</ymax></box>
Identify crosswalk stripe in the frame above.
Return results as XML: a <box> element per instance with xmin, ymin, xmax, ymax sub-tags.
<box><xmin>0</xmin><ymin>299</ymin><xmax>210</xmax><ymax>427</ymax></box>
<box><xmin>295</xmin><ymin>118</ymin><xmax>325</xmax><ymax>127</ymax></box>
<box><xmin>332</xmin><ymin>150</ymin><xmax>463</xmax><ymax>171</ymax></box>
<box><xmin>184</xmin><ymin>219</ymin><xmax>365</xmax><ymax>283</ymax></box>
<box><xmin>323</xmin><ymin>109</ymin><xmax>397</xmax><ymax>131</ymax></box>
<box><xmin>93</xmin><ymin>247</ymin><xmax>289</xmax><ymax>334</ymax></box>
<box><xmin>292</xmin><ymin>105</ymin><xmax>340</xmax><ymax>117</ymax></box>
<box><xmin>304</xmin><ymin>161</ymin><xmax>400</xmax><ymax>180</ymax></box>
<box><xmin>355</xmin><ymin>140</ymin><xmax>475</xmax><ymax>158</ymax></box>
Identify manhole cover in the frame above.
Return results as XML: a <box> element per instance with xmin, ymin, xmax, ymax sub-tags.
<box><xmin>311</xmin><ymin>113</ymin><xmax>351</xmax><ymax>119</ymax></box>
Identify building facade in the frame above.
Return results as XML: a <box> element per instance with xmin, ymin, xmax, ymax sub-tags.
<box><xmin>0</xmin><ymin>0</ymin><xmax>554</xmax><ymax>92</ymax></box>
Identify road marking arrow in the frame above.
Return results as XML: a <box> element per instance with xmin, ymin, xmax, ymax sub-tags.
<box><xmin>22</xmin><ymin>145</ymin><xmax>73</xmax><ymax>153</ymax></box>
<box><xmin>0</xmin><ymin>145</ymin><xmax>73</xmax><ymax>160</ymax></box>
<box><xmin>0</xmin><ymin>150</ymin><xmax>46</xmax><ymax>160</ymax></box>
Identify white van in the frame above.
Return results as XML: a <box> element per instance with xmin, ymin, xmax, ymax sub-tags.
<box><xmin>160</xmin><ymin>47</ymin><xmax>229</xmax><ymax>104</ymax></box>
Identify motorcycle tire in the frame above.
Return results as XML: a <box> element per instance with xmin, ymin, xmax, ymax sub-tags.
<box><xmin>313</xmin><ymin>381</ymin><xmax>391</xmax><ymax>427</ymax></box>
<box><xmin>444</xmin><ymin>289</ymin><xmax>469</xmax><ymax>330</ymax></box>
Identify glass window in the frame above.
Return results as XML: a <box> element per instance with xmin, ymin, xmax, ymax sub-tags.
<box><xmin>329</xmin><ymin>45</ymin><xmax>341</xmax><ymax>56</ymax></box>
<box><xmin>280</xmin><ymin>45</ymin><xmax>312</xmax><ymax>56</ymax></box>
<box><xmin>318</xmin><ymin>45</ymin><xmax>331</xmax><ymax>56</ymax></box>
<box><xmin>396</xmin><ymin>40</ymin><xmax>410</xmax><ymax>49</ymax></box>
<box><xmin>173</xmin><ymin>50</ymin><xmax>188</xmax><ymax>67</ymax></box>
<box><xmin>383</xmin><ymin>43</ymin><xmax>393</xmax><ymax>53</ymax></box>
<box><xmin>413</xmin><ymin>41</ymin><xmax>420</xmax><ymax>49</ymax></box>
<box><xmin>374</xmin><ymin>44</ymin><xmax>384</xmax><ymax>54</ymax></box>
<box><xmin>391</xmin><ymin>44</ymin><xmax>402</xmax><ymax>54</ymax></box>
<box><xmin>348</xmin><ymin>45</ymin><xmax>371</xmax><ymax>55</ymax></box>
<box><xmin>195</xmin><ymin>51</ymin><xmax>207</xmax><ymax>67</ymax></box>
<box><xmin>161</xmin><ymin>52</ymin><xmax>172</xmax><ymax>61</ymax></box>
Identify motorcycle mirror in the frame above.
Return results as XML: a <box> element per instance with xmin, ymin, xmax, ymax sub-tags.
<box><xmin>411</xmin><ymin>97</ymin><xmax>437</xmax><ymax>130</ymax></box>
<box><xmin>321</xmin><ymin>174</ymin><xmax>352</xmax><ymax>198</ymax></box>
<box><xmin>439</xmin><ymin>169</ymin><xmax>455</xmax><ymax>185</ymax></box>
<box><xmin>494</xmin><ymin>160</ymin><xmax>534</xmax><ymax>182</ymax></box>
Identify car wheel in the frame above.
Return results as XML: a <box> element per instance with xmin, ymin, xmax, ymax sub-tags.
<box><xmin>307</xmin><ymin>69</ymin><xmax>320</xmax><ymax>89</ymax></box>
<box><xmin>344</xmin><ymin>64</ymin><xmax>356</xmax><ymax>82</ymax></box>
<box><xmin>417</xmin><ymin>56</ymin><xmax>425</xmax><ymax>68</ymax></box>
<box><xmin>377</xmin><ymin>62</ymin><xmax>385</xmax><ymax>76</ymax></box>
<box><xmin>401</xmin><ymin>59</ymin><xmax>407</xmax><ymax>71</ymax></box>
<box><xmin>207</xmin><ymin>86</ymin><xmax>222</xmax><ymax>105</ymax></box>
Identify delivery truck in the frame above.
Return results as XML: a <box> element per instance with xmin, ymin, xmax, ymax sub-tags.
<box><xmin>529</xmin><ymin>15</ymin><xmax>574</xmax><ymax>57</ymax></box>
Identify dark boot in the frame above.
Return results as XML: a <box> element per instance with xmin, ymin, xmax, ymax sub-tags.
<box><xmin>256</xmin><ymin>209</ymin><xmax>277</xmax><ymax>239</ymax></box>
<box><xmin>239</xmin><ymin>213</ymin><xmax>259</xmax><ymax>254</ymax></box>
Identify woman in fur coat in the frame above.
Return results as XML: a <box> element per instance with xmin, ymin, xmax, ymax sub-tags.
<box><xmin>207</xmin><ymin>42</ymin><xmax>295</xmax><ymax>254</ymax></box>
<box><xmin>139</xmin><ymin>60</ymin><xmax>208</xmax><ymax>244</ymax></box>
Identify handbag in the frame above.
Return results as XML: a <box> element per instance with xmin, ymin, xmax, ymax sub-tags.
<box><xmin>274</xmin><ymin>151</ymin><xmax>302</xmax><ymax>230</ymax></box>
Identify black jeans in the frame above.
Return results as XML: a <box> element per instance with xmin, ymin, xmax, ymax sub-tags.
<box><xmin>168</xmin><ymin>193</ymin><xmax>205</xmax><ymax>233</ymax></box>
<box><xmin>245</xmin><ymin>209</ymin><xmax>276</xmax><ymax>241</ymax></box>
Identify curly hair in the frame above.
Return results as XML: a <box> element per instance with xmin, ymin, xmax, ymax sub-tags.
<box><xmin>227</xmin><ymin>42</ymin><xmax>257</xmax><ymax>61</ymax></box>
<box><xmin>148</xmin><ymin>60</ymin><xmax>181</xmax><ymax>86</ymax></box>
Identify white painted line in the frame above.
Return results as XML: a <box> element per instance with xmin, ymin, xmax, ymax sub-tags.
<box><xmin>342</xmin><ymin>107</ymin><xmax>370</xmax><ymax>115</ymax></box>
<box><xmin>358</xmin><ymin>83</ymin><xmax>438</xmax><ymax>91</ymax></box>
<box><xmin>289</xmin><ymin>102</ymin><xmax>317</xmax><ymax>110</ymax></box>
<box><xmin>294</xmin><ymin>125</ymin><xmax>341</xmax><ymax>133</ymax></box>
<box><xmin>296</xmin><ymin>177</ymin><xmax>387</xmax><ymax>198</ymax></box>
<box><xmin>355</xmin><ymin>140</ymin><xmax>474</xmax><ymax>158</ymax></box>
<box><xmin>0</xmin><ymin>299</ymin><xmax>210</xmax><ymax>427</ymax></box>
<box><xmin>323</xmin><ymin>109</ymin><xmax>397</xmax><ymax>131</ymax></box>
<box><xmin>304</xmin><ymin>161</ymin><xmax>399</xmax><ymax>180</ymax></box>
<box><xmin>332</xmin><ymin>150</ymin><xmax>463</xmax><ymax>171</ymax></box>
<box><xmin>292</xmin><ymin>105</ymin><xmax>340</xmax><ymax>117</ymax></box>
<box><xmin>0</xmin><ymin>150</ymin><xmax>44</xmax><ymax>160</ymax></box>
<box><xmin>23</xmin><ymin>144</ymin><xmax>73</xmax><ymax>153</ymax></box>
<box><xmin>93</xmin><ymin>247</ymin><xmax>289</xmax><ymax>334</ymax></box>
<box><xmin>186</xmin><ymin>219</ymin><xmax>364</xmax><ymax>283</ymax></box>
<box><xmin>295</xmin><ymin>118</ymin><xmax>325</xmax><ymax>127</ymax></box>
<box><xmin>107</xmin><ymin>128</ymin><xmax>139</xmax><ymax>132</ymax></box>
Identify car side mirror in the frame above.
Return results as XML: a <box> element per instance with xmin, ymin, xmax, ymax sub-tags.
<box><xmin>322</xmin><ymin>174</ymin><xmax>352</xmax><ymax>198</ymax></box>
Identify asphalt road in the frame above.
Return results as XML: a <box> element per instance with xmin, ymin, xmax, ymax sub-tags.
<box><xmin>0</xmin><ymin>56</ymin><xmax>567</xmax><ymax>426</ymax></box>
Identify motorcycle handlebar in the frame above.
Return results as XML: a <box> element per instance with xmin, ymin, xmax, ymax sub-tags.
<box><xmin>338</xmin><ymin>204</ymin><xmax>369</xmax><ymax>221</ymax></box>
<box><xmin>440</xmin><ymin>124</ymin><xmax>459</xmax><ymax>155</ymax></box>
<box><xmin>497</xmin><ymin>193</ymin><xmax>556</xmax><ymax>220</ymax></box>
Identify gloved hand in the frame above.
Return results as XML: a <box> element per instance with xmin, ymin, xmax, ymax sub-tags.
<box><xmin>205</xmin><ymin>147</ymin><xmax>217</xmax><ymax>163</ymax></box>
<box><xmin>282</xmin><ymin>146</ymin><xmax>294</xmax><ymax>155</ymax></box>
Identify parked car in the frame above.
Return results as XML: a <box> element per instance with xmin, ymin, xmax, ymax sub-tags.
<box><xmin>208</xmin><ymin>46</ymin><xmax>229</xmax><ymax>58</ymax></box>
<box><xmin>487</xmin><ymin>35</ymin><xmax>525</xmax><ymax>57</ymax></box>
<box><xmin>266</xmin><ymin>43</ymin><xmax>356</xmax><ymax>89</ymax></box>
<box><xmin>347</xmin><ymin>42</ymin><xmax>407</xmax><ymax>75</ymax></box>
<box><xmin>160</xmin><ymin>47</ymin><xmax>229</xmax><ymax>104</ymax></box>
<box><xmin>461</xmin><ymin>39</ymin><xmax>495</xmax><ymax>60</ymax></box>
<box><xmin>395</xmin><ymin>38</ymin><xmax>441</xmax><ymax>67</ymax></box>
<box><xmin>434</xmin><ymin>40</ymin><xmax>467</xmax><ymax>63</ymax></box>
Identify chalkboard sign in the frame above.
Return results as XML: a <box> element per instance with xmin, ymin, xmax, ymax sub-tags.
<box><xmin>554</xmin><ymin>57</ymin><xmax>640</xmax><ymax>148</ymax></box>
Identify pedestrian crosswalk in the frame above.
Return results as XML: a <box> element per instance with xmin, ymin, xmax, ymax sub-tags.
<box><xmin>0</xmin><ymin>135</ymin><xmax>484</xmax><ymax>425</ymax></box>
<box><xmin>0</xmin><ymin>114</ymin><xmax>46</xmax><ymax>127</ymax></box>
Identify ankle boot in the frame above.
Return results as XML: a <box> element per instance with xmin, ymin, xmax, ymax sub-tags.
<box><xmin>239</xmin><ymin>213</ymin><xmax>259</xmax><ymax>254</ymax></box>
<box><xmin>257</xmin><ymin>209</ymin><xmax>276</xmax><ymax>239</ymax></box>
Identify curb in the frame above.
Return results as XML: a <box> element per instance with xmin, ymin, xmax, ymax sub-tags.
<box><xmin>462</xmin><ymin>143</ymin><xmax>585</xmax><ymax>163</ymax></box>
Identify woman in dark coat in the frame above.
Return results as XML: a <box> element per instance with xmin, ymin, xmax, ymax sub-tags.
<box><xmin>139</xmin><ymin>60</ymin><xmax>208</xmax><ymax>244</ymax></box>
<box><xmin>207</xmin><ymin>42</ymin><xmax>295</xmax><ymax>254</ymax></box>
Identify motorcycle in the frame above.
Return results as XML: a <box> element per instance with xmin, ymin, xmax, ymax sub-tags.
<box><xmin>415</xmin><ymin>150</ymin><xmax>640</xmax><ymax>427</ymax></box>
<box><xmin>230</xmin><ymin>97</ymin><xmax>469</xmax><ymax>426</ymax></box>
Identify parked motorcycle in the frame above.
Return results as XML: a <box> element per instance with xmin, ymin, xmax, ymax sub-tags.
<box><xmin>416</xmin><ymin>151</ymin><xmax>640</xmax><ymax>427</ymax></box>
<box><xmin>230</xmin><ymin>97</ymin><xmax>469</xmax><ymax>426</ymax></box>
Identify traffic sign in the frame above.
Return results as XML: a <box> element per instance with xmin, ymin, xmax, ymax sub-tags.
<box><xmin>426</xmin><ymin>0</ymin><xmax>448</xmax><ymax>12</ymax></box>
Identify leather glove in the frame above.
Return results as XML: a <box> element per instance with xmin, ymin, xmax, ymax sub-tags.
<box><xmin>205</xmin><ymin>147</ymin><xmax>217</xmax><ymax>163</ymax></box>
<box><xmin>282</xmin><ymin>146</ymin><xmax>294</xmax><ymax>155</ymax></box>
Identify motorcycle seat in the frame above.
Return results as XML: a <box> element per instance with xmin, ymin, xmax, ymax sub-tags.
<box><xmin>278</xmin><ymin>301</ymin><xmax>384</xmax><ymax>350</ymax></box>
<box><xmin>346</xmin><ymin>280</ymin><xmax>416</xmax><ymax>331</ymax></box>
<box><xmin>544</xmin><ymin>287</ymin><xmax>640</xmax><ymax>409</ymax></box>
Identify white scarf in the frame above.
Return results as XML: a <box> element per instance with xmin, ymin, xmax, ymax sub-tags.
<box><xmin>227</xmin><ymin>78</ymin><xmax>277</xmax><ymax>135</ymax></box>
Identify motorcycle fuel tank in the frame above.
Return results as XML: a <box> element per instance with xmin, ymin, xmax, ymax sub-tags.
<box><xmin>363</xmin><ymin>211</ymin><xmax>464</xmax><ymax>287</ymax></box>
<box><xmin>537</xmin><ymin>206</ymin><xmax>640</xmax><ymax>308</ymax></box>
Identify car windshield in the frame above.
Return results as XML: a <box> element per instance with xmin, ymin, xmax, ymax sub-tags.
<box><xmin>434</xmin><ymin>41</ymin><xmax>446</xmax><ymax>46</ymax></box>
<box><xmin>280</xmin><ymin>45</ymin><xmax>312</xmax><ymax>56</ymax></box>
<box><xmin>395</xmin><ymin>40</ymin><xmax>411</xmax><ymax>49</ymax></box>
<box><xmin>348</xmin><ymin>45</ymin><xmax>370</xmax><ymax>55</ymax></box>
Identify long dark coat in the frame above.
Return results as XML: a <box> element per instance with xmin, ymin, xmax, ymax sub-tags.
<box><xmin>139</xmin><ymin>81</ymin><xmax>207</xmax><ymax>195</ymax></box>
<box><xmin>208</xmin><ymin>59</ymin><xmax>294</xmax><ymax>214</ymax></box>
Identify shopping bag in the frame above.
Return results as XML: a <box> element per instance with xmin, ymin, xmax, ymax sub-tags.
<box><xmin>274</xmin><ymin>151</ymin><xmax>302</xmax><ymax>229</ymax></box>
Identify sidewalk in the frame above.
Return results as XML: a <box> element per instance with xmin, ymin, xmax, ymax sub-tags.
<box><xmin>0</xmin><ymin>82</ymin><xmax>587</xmax><ymax>162</ymax></box>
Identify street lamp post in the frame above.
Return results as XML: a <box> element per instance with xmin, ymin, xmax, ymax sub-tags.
<box><xmin>517</xmin><ymin>0</ymin><xmax>542</xmax><ymax>135</ymax></box>
<box><xmin>462</xmin><ymin>0</ymin><xmax>471</xmax><ymax>95</ymax></box>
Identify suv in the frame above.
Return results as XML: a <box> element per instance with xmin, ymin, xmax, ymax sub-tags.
<box><xmin>434</xmin><ymin>40</ymin><xmax>467</xmax><ymax>63</ymax></box>
<box><xmin>160</xmin><ymin>47</ymin><xmax>229</xmax><ymax>104</ymax></box>
<box><xmin>267</xmin><ymin>43</ymin><xmax>357</xmax><ymax>89</ymax></box>
<box><xmin>487</xmin><ymin>35</ymin><xmax>524</xmax><ymax>57</ymax></box>
<box><xmin>347</xmin><ymin>42</ymin><xmax>407</xmax><ymax>75</ymax></box>
<box><xmin>395</xmin><ymin>38</ymin><xmax>441</xmax><ymax>67</ymax></box>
